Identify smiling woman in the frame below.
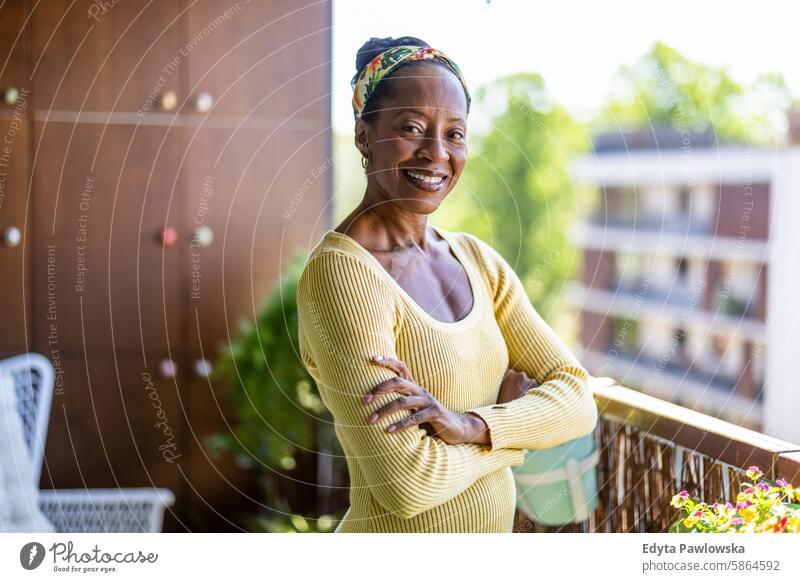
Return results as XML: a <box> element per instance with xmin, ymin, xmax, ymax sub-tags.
<box><xmin>296</xmin><ymin>36</ymin><xmax>598</xmax><ymax>532</ymax></box>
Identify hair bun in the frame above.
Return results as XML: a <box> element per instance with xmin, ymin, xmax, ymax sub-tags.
<box><xmin>352</xmin><ymin>36</ymin><xmax>430</xmax><ymax>86</ymax></box>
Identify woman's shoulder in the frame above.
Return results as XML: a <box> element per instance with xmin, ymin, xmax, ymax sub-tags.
<box><xmin>297</xmin><ymin>231</ymin><xmax>400</xmax><ymax>301</ymax></box>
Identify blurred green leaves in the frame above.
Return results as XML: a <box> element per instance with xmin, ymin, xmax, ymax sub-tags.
<box><xmin>207</xmin><ymin>251</ymin><xmax>330</xmax><ymax>475</ymax></box>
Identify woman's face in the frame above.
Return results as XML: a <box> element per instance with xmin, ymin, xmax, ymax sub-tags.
<box><xmin>355</xmin><ymin>62</ymin><xmax>468</xmax><ymax>213</ymax></box>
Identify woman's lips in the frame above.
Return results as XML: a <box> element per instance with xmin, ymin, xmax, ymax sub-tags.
<box><xmin>402</xmin><ymin>169</ymin><xmax>448</xmax><ymax>192</ymax></box>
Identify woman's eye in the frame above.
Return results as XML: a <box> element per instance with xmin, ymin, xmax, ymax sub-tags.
<box><xmin>449</xmin><ymin>131</ymin><xmax>465</xmax><ymax>141</ymax></box>
<box><xmin>403</xmin><ymin>125</ymin><xmax>422</xmax><ymax>134</ymax></box>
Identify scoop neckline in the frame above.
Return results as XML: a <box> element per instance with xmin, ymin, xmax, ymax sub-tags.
<box><xmin>322</xmin><ymin>224</ymin><xmax>484</xmax><ymax>332</ymax></box>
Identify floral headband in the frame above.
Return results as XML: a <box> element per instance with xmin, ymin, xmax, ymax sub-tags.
<box><xmin>351</xmin><ymin>45</ymin><xmax>471</xmax><ymax>119</ymax></box>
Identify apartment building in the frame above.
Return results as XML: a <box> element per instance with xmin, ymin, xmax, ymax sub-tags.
<box><xmin>567</xmin><ymin>117</ymin><xmax>800</xmax><ymax>442</ymax></box>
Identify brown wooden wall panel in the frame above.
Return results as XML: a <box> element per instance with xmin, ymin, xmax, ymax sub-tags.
<box><xmin>40</xmin><ymin>353</ymin><xmax>183</xmax><ymax>493</ymax></box>
<box><xmin>31</xmin><ymin>0</ymin><xmax>181</xmax><ymax>113</ymax></box>
<box><xmin>15</xmin><ymin>0</ymin><xmax>332</xmax><ymax>531</ymax></box>
<box><xmin>0</xmin><ymin>1</ymin><xmax>32</xmax><ymax>353</ymax></box>
<box><xmin>0</xmin><ymin>115</ymin><xmax>32</xmax><ymax>352</ymax></box>
<box><xmin>32</xmin><ymin>122</ymin><xmax>183</xmax><ymax>354</ymax></box>
<box><xmin>183</xmin><ymin>0</ymin><xmax>329</xmax><ymax>122</ymax></box>
<box><xmin>182</xmin><ymin>127</ymin><xmax>327</xmax><ymax>353</ymax></box>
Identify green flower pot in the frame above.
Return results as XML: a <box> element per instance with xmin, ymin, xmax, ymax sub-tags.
<box><xmin>512</xmin><ymin>433</ymin><xmax>599</xmax><ymax>525</ymax></box>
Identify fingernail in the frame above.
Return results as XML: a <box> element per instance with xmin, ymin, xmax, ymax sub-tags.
<box><xmin>363</xmin><ymin>394</ymin><xmax>372</xmax><ymax>404</ymax></box>
<box><xmin>387</xmin><ymin>425</ymin><xmax>396</xmax><ymax>433</ymax></box>
<box><xmin>373</xmin><ymin>355</ymin><xmax>383</xmax><ymax>361</ymax></box>
<box><xmin>368</xmin><ymin>413</ymin><xmax>378</xmax><ymax>423</ymax></box>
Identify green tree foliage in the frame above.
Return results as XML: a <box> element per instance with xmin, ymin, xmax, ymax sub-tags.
<box><xmin>436</xmin><ymin>72</ymin><xmax>587</xmax><ymax>319</ymax></box>
<box><xmin>596</xmin><ymin>42</ymin><xmax>792</xmax><ymax>143</ymax></box>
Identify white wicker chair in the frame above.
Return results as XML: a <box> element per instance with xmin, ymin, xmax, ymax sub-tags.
<box><xmin>0</xmin><ymin>353</ymin><xmax>175</xmax><ymax>532</ymax></box>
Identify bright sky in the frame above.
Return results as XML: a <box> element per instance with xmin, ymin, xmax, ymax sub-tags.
<box><xmin>331</xmin><ymin>0</ymin><xmax>800</xmax><ymax>133</ymax></box>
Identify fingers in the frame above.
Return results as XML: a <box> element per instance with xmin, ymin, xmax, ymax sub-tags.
<box><xmin>370</xmin><ymin>355</ymin><xmax>414</xmax><ymax>381</ymax></box>
<box><xmin>367</xmin><ymin>394</ymin><xmax>430</xmax><ymax>425</ymax></box>
<box><xmin>386</xmin><ymin>406</ymin><xmax>436</xmax><ymax>433</ymax></box>
<box><xmin>362</xmin><ymin>375</ymin><xmax>418</xmax><ymax>404</ymax></box>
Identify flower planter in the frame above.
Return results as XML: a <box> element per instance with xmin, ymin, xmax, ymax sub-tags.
<box><xmin>512</xmin><ymin>433</ymin><xmax>600</xmax><ymax>525</ymax></box>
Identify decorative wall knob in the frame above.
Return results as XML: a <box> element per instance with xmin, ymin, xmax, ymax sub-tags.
<box><xmin>193</xmin><ymin>359</ymin><xmax>213</xmax><ymax>378</ymax></box>
<box><xmin>2</xmin><ymin>87</ymin><xmax>19</xmax><ymax>105</ymax></box>
<box><xmin>3</xmin><ymin>226</ymin><xmax>21</xmax><ymax>247</ymax></box>
<box><xmin>158</xmin><ymin>90</ymin><xmax>178</xmax><ymax>112</ymax></box>
<box><xmin>193</xmin><ymin>225</ymin><xmax>214</xmax><ymax>247</ymax></box>
<box><xmin>193</xmin><ymin>92</ymin><xmax>214</xmax><ymax>113</ymax></box>
<box><xmin>159</xmin><ymin>359</ymin><xmax>177</xmax><ymax>378</ymax></box>
<box><xmin>160</xmin><ymin>227</ymin><xmax>178</xmax><ymax>247</ymax></box>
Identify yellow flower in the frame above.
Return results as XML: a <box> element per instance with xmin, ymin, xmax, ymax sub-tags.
<box><xmin>739</xmin><ymin>506</ymin><xmax>757</xmax><ymax>523</ymax></box>
<box><xmin>746</xmin><ymin>466</ymin><xmax>764</xmax><ymax>480</ymax></box>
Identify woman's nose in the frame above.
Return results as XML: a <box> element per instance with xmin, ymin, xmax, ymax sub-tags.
<box><xmin>418</xmin><ymin>136</ymin><xmax>448</xmax><ymax>162</ymax></box>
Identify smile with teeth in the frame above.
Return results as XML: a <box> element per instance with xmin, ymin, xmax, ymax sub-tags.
<box><xmin>403</xmin><ymin>169</ymin><xmax>446</xmax><ymax>185</ymax></box>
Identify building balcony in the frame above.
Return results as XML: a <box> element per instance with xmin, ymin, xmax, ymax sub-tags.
<box><xmin>571</xmin><ymin>223</ymin><xmax>770</xmax><ymax>263</ymax></box>
<box><xmin>565</xmin><ymin>282</ymin><xmax>766</xmax><ymax>338</ymax></box>
<box><xmin>514</xmin><ymin>377</ymin><xmax>799</xmax><ymax>533</ymax></box>
<box><xmin>589</xmin><ymin>214</ymin><xmax>712</xmax><ymax>235</ymax></box>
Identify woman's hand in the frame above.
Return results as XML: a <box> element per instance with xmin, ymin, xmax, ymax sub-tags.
<box><xmin>496</xmin><ymin>368</ymin><xmax>538</xmax><ymax>404</ymax></box>
<box><xmin>365</xmin><ymin>355</ymin><xmax>480</xmax><ymax>445</ymax></box>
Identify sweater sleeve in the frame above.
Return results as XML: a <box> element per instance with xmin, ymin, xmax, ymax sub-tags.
<box><xmin>296</xmin><ymin>250</ymin><xmax>525</xmax><ymax>520</ymax></box>
<box><xmin>462</xmin><ymin>235</ymin><xmax>598</xmax><ymax>451</ymax></box>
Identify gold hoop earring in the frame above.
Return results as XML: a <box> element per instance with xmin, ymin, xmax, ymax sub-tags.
<box><xmin>361</xmin><ymin>155</ymin><xmax>369</xmax><ymax>169</ymax></box>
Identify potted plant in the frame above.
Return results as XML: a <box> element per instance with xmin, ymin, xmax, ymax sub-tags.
<box><xmin>205</xmin><ymin>250</ymin><xmax>347</xmax><ymax>530</ymax></box>
<box><xmin>669</xmin><ymin>466</ymin><xmax>800</xmax><ymax>532</ymax></box>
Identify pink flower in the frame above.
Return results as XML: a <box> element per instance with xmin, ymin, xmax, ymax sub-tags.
<box><xmin>678</xmin><ymin>490</ymin><xmax>689</xmax><ymax>498</ymax></box>
<box><xmin>776</xmin><ymin>479</ymin><xmax>788</xmax><ymax>488</ymax></box>
<box><xmin>756</xmin><ymin>483</ymin><xmax>770</xmax><ymax>492</ymax></box>
<box><xmin>731</xmin><ymin>517</ymin><xmax>743</xmax><ymax>525</ymax></box>
<box><xmin>744</xmin><ymin>487</ymin><xmax>755</xmax><ymax>494</ymax></box>
<box><xmin>692</xmin><ymin>510</ymin><xmax>703</xmax><ymax>517</ymax></box>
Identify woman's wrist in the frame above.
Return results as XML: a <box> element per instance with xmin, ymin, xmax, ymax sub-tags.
<box><xmin>460</xmin><ymin>412</ymin><xmax>491</xmax><ymax>445</ymax></box>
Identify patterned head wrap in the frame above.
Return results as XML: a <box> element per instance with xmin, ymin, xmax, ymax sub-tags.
<box><xmin>351</xmin><ymin>45</ymin><xmax>471</xmax><ymax>120</ymax></box>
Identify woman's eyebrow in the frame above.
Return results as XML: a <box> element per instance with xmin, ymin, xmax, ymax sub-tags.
<box><xmin>394</xmin><ymin>108</ymin><xmax>465</xmax><ymax>123</ymax></box>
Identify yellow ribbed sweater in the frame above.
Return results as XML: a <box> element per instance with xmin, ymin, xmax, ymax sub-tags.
<box><xmin>296</xmin><ymin>225</ymin><xmax>598</xmax><ymax>533</ymax></box>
